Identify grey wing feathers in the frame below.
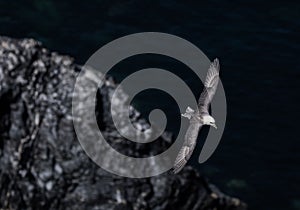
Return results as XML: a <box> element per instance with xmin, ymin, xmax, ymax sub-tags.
<box><xmin>198</xmin><ymin>58</ymin><xmax>220</xmax><ymax>113</ymax></box>
<box><xmin>172</xmin><ymin>121</ymin><xmax>202</xmax><ymax>174</ymax></box>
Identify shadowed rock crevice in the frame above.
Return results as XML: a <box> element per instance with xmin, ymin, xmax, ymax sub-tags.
<box><xmin>0</xmin><ymin>36</ymin><xmax>247</xmax><ymax>210</ymax></box>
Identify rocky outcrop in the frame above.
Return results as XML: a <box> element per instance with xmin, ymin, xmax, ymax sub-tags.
<box><xmin>0</xmin><ymin>36</ymin><xmax>247</xmax><ymax>210</ymax></box>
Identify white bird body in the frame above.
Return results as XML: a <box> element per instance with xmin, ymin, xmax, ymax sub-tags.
<box><xmin>172</xmin><ymin>58</ymin><xmax>220</xmax><ymax>174</ymax></box>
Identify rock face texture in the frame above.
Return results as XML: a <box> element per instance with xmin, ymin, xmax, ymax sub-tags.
<box><xmin>0</xmin><ymin>36</ymin><xmax>247</xmax><ymax>210</ymax></box>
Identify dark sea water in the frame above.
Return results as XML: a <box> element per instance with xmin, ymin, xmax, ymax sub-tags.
<box><xmin>1</xmin><ymin>1</ymin><xmax>300</xmax><ymax>209</ymax></box>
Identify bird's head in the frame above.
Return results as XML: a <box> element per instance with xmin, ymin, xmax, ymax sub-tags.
<box><xmin>202</xmin><ymin>115</ymin><xmax>217</xmax><ymax>129</ymax></box>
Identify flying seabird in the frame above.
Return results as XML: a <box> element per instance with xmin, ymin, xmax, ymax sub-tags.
<box><xmin>172</xmin><ymin>58</ymin><xmax>220</xmax><ymax>174</ymax></box>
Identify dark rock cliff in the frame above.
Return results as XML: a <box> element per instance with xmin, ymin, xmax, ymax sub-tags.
<box><xmin>0</xmin><ymin>36</ymin><xmax>247</xmax><ymax>210</ymax></box>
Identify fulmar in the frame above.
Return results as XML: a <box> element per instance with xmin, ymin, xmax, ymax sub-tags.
<box><xmin>172</xmin><ymin>58</ymin><xmax>220</xmax><ymax>174</ymax></box>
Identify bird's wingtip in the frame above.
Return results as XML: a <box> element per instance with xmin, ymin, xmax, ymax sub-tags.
<box><xmin>171</xmin><ymin>167</ymin><xmax>180</xmax><ymax>174</ymax></box>
<box><xmin>171</xmin><ymin>159</ymin><xmax>186</xmax><ymax>174</ymax></box>
<box><xmin>210</xmin><ymin>58</ymin><xmax>220</xmax><ymax>71</ymax></box>
<box><xmin>213</xmin><ymin>58</ymin><xmax>219</xmax><ymax>66</ymax></box>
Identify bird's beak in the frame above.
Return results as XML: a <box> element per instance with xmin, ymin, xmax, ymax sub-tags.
<box><xmin>212</xmin><ymin>124</ymin><xmax>217</xmax><ymax>129</ymax></box>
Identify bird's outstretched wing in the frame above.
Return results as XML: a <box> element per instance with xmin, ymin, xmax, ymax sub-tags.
<box><xmin>198</xmin><ymin>58</ymin><xmax>220</xmax><ymax>114</ymax></box>
<box><xmin>172</xmin><ymin>121</ymin><xmax>203</xmax><ymax>174</ymax></box>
